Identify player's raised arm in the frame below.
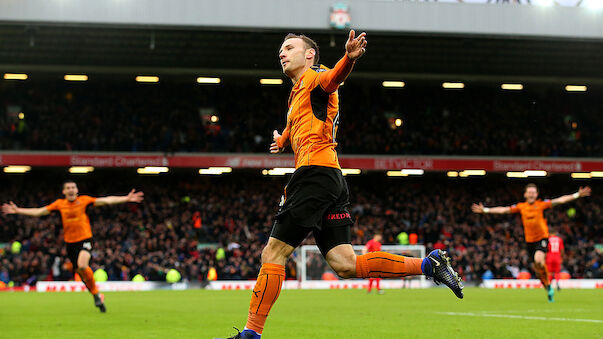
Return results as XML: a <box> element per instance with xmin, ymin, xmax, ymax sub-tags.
<box><xmin>1</xmin><ymin>201</ymin><xmax>50</xmax><ymax>217</ymax></box>
<box><xmin>94</xmin><ymin>189</ymin><xmax>144</xmax><ymax>206</ymax></box>
<box><xmin>471</xmin><ymin>202</ymin><xmax>512</xmax><ymax>214</ymax></box>
<box><xmin>550</xmin><ymin>186</ymin><xmax>591</xmax><ymax>207</ymax></box>
<box><xmin>318</xmin><ymin>30</ymin><xmax>367</xmax><ymax>93</ymax></box>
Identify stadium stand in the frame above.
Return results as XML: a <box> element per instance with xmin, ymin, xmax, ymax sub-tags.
<box><xmin>1</xmin><ymin>172</ymin><xmax>601</xmax><ymax>285</ymax></box>
<box><xmin>1</xmin><ymin>82</ymin><xmax>601</xmax><ymax>156</ymax></box>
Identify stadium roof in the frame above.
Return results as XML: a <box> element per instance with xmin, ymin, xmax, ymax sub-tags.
<box><xmin>1</xmin><ymin>24</ymin><xmax>602</xmax><ymax>84</ymax></box>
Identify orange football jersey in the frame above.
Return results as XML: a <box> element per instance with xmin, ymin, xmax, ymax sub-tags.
<box><xmin>510</xmin><ymin>199</ymin><xmax>552</xmax><ymax>243</ymax></box>
<box><xmin>46</xmin><ymin>195</ymin><xmax>97</xmax><ymax>243</ymax></box>
<box><xmin>277</xmin><ymin>55</ymin><xmax>355</xmax><ymax>169</ymax></box>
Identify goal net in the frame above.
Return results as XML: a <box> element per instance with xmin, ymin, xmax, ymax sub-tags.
<box><xmin>296</xmin><ymin>245</ymin><xmax>428</xmax><ymax>289</ymax></box>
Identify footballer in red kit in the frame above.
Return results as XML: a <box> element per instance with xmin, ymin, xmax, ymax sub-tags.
<box><xmin>547</xmin><ymin>233</ymin><xmax>565</xmax><ymax>290</ymax></box>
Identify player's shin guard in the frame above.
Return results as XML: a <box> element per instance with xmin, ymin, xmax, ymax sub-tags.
<box><xmin>355</xmin><ymin>252</ymin><xmax>423</xmax><ymax>278</ymax></box>
<box><xmin>245</xmin><ymin>263</ymin><xmax>285</xmax><ymax>335</ymax></box>
<box><xmin>78</xmin><ymin>267</ymin><xmax>99</xmax><ymax>295</ymax></box>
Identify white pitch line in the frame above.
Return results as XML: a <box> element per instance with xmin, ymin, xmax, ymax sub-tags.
<box><xmin>437</xmin><ymin>312</ymin><xmax>603</xmax><ymax>324</ymax></box>
<box><xmin>480</xmin><ymin>309</ymin><xmax>587</xmax><ymax>314</ymax></box>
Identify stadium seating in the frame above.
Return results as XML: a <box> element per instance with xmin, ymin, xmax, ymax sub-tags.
<box><xmin>1</xmin><ymin>172</ymin><xmax>601</xmax><ymax>285</ymax></box>
<box><xmin>1</xmin><ymin>82</ymin><xmax>601</xmax><ymax>156</ymax></box>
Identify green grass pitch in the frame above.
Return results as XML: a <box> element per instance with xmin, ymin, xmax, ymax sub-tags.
<box><xmin>1</xmin><ymin>288</ymin><xmax>602</xmax><ymax>338</ymax></box>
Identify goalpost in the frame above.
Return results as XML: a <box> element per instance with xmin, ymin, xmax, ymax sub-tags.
<box><xmin>296</xmin><ymin>245</ymin><xmax>429</xmax><ymax>289</ymax></box>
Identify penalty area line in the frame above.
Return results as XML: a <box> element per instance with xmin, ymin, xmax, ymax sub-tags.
<box><xmin>437</xmin><ymin>312</ymin><xmax>603</xmax><ymax>324</ymax></box>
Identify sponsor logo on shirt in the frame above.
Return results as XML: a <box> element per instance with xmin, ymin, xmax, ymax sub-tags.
<box><xmin>325</xmin><ymin>212</ymin><xmax>351</xmax><ymax>220</ymax></box>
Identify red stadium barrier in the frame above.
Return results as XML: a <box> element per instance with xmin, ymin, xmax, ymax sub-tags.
<box><xmin>559</xmin><ymin>272</ymin><xmax>571</xmax><ymax>280</ymax></box>
<box><xmin>483</xmin><ymin>279</ymin><xmax>603</xmax><ymax>289</ymax></box>
<box><xmin>208</xmin><ymin>280</ymin><xmax>429</xmax><ymax>290</ymax></box>
<box><xmin>2</xmin><ymin>152</ymin><xmax>603</xmax><ymax>172</ymax></box>
<box><xmin>0</xmin><ymin>285</ymin><xmax>34</xmax><ymax>292</ymax></box>
<box><xmin>26</xmin><ymin>279</ymin><xmax>603</xmax><ymax>292</ymax></box>
<box><xmin>517</xmin><ymin>271</ymin><xmax>531</xmax><ymax>280</ymax></box>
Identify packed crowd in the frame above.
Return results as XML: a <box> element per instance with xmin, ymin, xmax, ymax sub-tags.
<box><xmin>1</xmin><ymin>81</ymin><xmax>601</xmax><ymax>156</ymax></box>
<box><xmin>411</xmin><ymin>0</ymin><xmax>584</xmax><ymax>6</ymax></box>
<box><xmin>1</xmin><ymin>173</ymin><xmax>601</xmax><ymax>286</ymax></box>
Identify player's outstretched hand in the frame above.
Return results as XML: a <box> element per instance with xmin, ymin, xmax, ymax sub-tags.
<box><xmin>2</xmin><ymin>201</ymin><xmax>18</xmax><ymax>215</ymax></box>
<box><xmin>579</xmin><ymin>186</ymin><xmax>592</xmax><ymax>197</ymax></box>
<box><xmin>345</xmin><ymin>30</ymin><xmax>367</xmax><ymax>60</ymax></box>
<box><xmin>126</xmin><ymin>189</ymin><xmax>144</xmax><ymax>203</ymax></box>
<box><xmin>270</xmin><ymin>130</ymin><xmax>283</xmax><ymax>154</ymax></box>
<box><xmin>270</xmin><ymin>142</ymin><xmax>281</xmax><ymax>153</ymax></box>
<box><xmin>471</xmin><ymin>203</ymin><xmax>485</xmax><ymax>214</ymax></box>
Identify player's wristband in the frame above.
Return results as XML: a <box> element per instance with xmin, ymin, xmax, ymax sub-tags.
<box><xmin>483</xmin><ymin>207</ymin><xmax>490</xmax><ymax>214</ymax></box>
<box><xmin>573</xmin><ymin>192</ymin><xmax>580</xmax><ymax>199</ymax></box>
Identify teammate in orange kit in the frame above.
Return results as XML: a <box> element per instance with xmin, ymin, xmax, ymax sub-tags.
<box><xmin>472</xmin><ymin>184</ymin><xmax>590</xmax><ymax>302</ymax></box>
<box><xmin>363</xmin><ymin>234</ymin><xmax>384</xmax><ymax>294</ymax></box>
<box><xmin>217</xmin><ymin>30</ymin><xmax>463</xmax><ymax>339</ymax></box>
<box><xmin>2</xmin><ymin>181</ymin><xmax>144</xmax><ymax>312</ymax></box>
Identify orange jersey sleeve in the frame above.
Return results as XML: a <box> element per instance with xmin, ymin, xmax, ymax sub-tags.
<box><xmin>318</xmin><ymin>55</ymin><xmax>355</xmax><ymax>93</ymax></box>
<box><xmin>79</xmin><ymin>195</ymin><xmax>97</xmax><ymax>207</ymax></box>
<box><xmin>276</xmin><ymin>122</ymin><xmax>291</xmax><ymax>149</ymax></box>
<box><xmin>515</xmin><ymin>200</ymin><xmax>550</xmax><ymax>243</ymax></box>
<box><xmin>53</xmin><ymin>196</ymin><xmax>97</xmax><ymax>243</ymax></box>
<box><xmin>45</xmin><ymin>199</ymin><xmax>62</xmax><ymax>212</ymax></box>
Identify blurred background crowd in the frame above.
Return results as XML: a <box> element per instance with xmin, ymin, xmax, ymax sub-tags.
<box><xmin>1</xmin><ymin>172</ymin><xmax>601</xmax><ymax>286</ymax></box>
<box><xmin>1</xmin><ymin>81</ymin><xmax>601</xmax><ymax>157</ymax></box>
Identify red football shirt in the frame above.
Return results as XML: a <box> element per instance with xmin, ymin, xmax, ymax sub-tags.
<box><xmin>547</xmin><ymin>235</ymin><xmax>564</xmax><ymax>260</ymax></box>
<box><xmin>365</xmin><ymin>239</ymin><xmax>382</xmax><ymax>252</ymax></box>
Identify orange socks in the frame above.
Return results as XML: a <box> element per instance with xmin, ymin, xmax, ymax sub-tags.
<box><xmin>78</xmin><ymin>267</ymin><xmax>99</xmax><ymax>295</ymax></box>
<box><xmin>534</xmin><ymin>263</ymin><xmax>550</xmax><ymax>288</ymax></box>
<box><xmin>244</xmin><ymin>256</ymin><xmax>421</xmax><ymax>333</ymax></box>
<box><xmin>543</xmin><ymin>265</ymin><xmax>550</xmax><ymax>288</ymax></box>
<box><xmin>356</xmin><ymin>252</ymin><xmax>423</xmax><ymax>278</ymax></box>
<box><xmin>245</xmin><ymin>263</ymin><xmax>285</xmax><ymax>334</ymax></box>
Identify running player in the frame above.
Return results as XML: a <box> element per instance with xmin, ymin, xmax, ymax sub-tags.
<box><xmin>1</xmin><ymin>181</ymin><xmax>144</xmax><ymax>312</ymax></box>
<box><xmin>472</xmin><ymin>184</ymin><xmax>590</xmax><ymax>302</ymax></box>
<box><xmin>217</xmin><ymin>30</ymin><xmax>463</xmax><ymax>339</ymax></box>
<box><xmin>363</xmin><ymin>234</ymin><xmax>384</xmax><ymax>294</ymax></box>
<box><xmin>547</xmin><ymin>231</ymin><xmax>564</xmax><ymax>291</ymax></box>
